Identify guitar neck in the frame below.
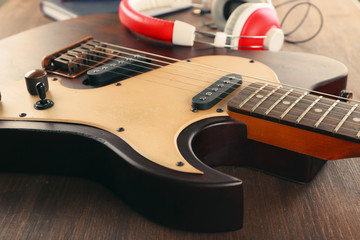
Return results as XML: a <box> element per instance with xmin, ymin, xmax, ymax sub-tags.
<box><xmin>227</xmin><ymin>82</ymin><xmax>360</xmax><ymax>159</ymax></box>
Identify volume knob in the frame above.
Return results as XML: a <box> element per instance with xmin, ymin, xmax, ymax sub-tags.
<box><xmin>24</xmin><ymin>69</ymin><xmax>49</xmax><ymax>95</ymax></box>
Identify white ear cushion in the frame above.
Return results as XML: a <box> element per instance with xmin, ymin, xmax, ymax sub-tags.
<box><xmin>243</xmin><ymin>0</ymin><xmax>272</xmax><ymax>2</ymax></box>
<box><xmin>224</xmin><ymin>3</ymin><xmax>278</xmax><ymax>48</ymax></box>
<box><xmin>211</xmin><ymin>0</ymin><xmax>231</xmax><ymax>31</ymax></box>
<box><xmin>211</xmin><ymin>0</ymin><xmax>271</xmax><ymax>31</ymax></box>
<box><xmin>224</xmin><ymin>3</ymin><xmax>254</xmax><ymax>37</ymax></box>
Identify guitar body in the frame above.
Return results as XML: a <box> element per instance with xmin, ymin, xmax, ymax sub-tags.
<box><xmin>0</xmin><ymin>14</ymin><xmax>350</xmax><ymax>231</ymax></box>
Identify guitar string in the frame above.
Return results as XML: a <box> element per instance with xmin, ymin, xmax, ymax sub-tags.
<box><xmin>88</xmin><ymin>44</ymin><xmax>360</xmax><ymax>118</ymax></box>
<box><xmin>86</xmin><ymin>52</ymin><xmax>228</xmax><ymax>86</ymax></box>
<box><xmin>86</xmin><ymin>42</ymin><xmax>345</xmax><ymax>103</ymax></box>
<box><xmin>52</xmin><ymin>37</ymin><xmax>360</xmax><ymax>133</ymax></box>
<box><xmin>80</xmin><ymin>46</ymin><xmax>360</xmax><ymax>119</ymax></box>
<box><xmin>235</xmin><ymin>85</ymin><xmax>360</xmax><ymax>133</ymax></box>
<box><xmin>98</xmin><ymin>41</ymin><xmax>360</xmax><ymax>105</ymax></box>
<box><xmin>60</xmin><ymin>54</ymin><xmax>360</xmax><ymax>136</ymax></box>
<box><xmin>71</xmin><ymin>46</ymin><xmax>360</xmax><ymax>129</ymax></box>
<box><xmin>61</xmin><ymin>45</ymin><xmax>360</xmax><ymax>132</ymax></box>
<box><xmin>74</xmin><ymin>50</ymin><xmax>352</xmax><ymax>117</ymax></box>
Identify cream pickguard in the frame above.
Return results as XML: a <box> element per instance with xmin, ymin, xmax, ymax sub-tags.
<box><xmin>0</xmin><ymin>55</ymin><xmax>278</xmax><ymax>174</ymax></box>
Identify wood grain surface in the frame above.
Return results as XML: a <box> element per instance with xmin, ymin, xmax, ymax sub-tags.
<box><xmin>0</xmin><ymin>0</ymin><xmax>360</xmax><ymax>239</ymax></box>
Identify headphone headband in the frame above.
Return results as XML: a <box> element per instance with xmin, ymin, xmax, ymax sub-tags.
<box><xmin>119</xmin><ymin>0</ymin><xmax>283</xmax><ymax>51</ymax></box>
<box><xmin>119</xmin><ymin>0</ymin><xmax>174</xmax><ymax>43</ymax></box>
<box><xmin>119</xmin><ymin>0</ymin><xmax>196</xmax><ymax>45</ymax></box>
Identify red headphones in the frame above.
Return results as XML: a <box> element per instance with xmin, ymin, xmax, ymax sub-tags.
<box><xmin>119</xmin><ymin>0</ymin><xmax>284</xmax><ymax>51</ymax></box>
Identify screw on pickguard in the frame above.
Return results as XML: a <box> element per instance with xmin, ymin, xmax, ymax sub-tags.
<box><xmin>192</xmin><ymin>74</ymin><xmax>242</xmax><ymax>110</ymax></box>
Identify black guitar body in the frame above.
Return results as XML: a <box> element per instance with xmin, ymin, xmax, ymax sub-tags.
<box><xmin>0</xmin><ymin>14</ymin><xmax>348</xmax><ymax>231</ymax></box>
<box><xmin>0</xmin><ymin>115</ymin><xmax>327</xmax><ymax>231</ymax></box>
<box><xmin>0</xmin><ymin>118</ymin><xmax>244</xmax><ymax>231</ymax></box>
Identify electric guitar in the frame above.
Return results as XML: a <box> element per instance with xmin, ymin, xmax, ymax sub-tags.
<box><xmin>0</xmin><ymin>14</ymin><xmax>357</xmax><ymax>232</ymax></box>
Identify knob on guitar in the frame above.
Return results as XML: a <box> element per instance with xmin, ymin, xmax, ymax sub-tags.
<box><xmin>24</xmin><ymin>69</ymin><xmax>54</xmax><ymax>110</ymax></box>
<box><xmin>24</xmin><ymin>69</ymin><xmax>49</xmax><ymax>95</ymax></box>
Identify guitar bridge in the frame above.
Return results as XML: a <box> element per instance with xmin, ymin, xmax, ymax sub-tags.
<box><xmin>41</xmin><ymin>36</ymin><xmax>118</xmax><ymax>78</ymax></box>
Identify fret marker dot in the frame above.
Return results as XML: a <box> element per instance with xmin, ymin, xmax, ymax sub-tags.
<box><xmin>256</xmin><ymin>94</ymin><xmax>264</xmax><ymax>99</ymax></box>
<box><xmin>282</xmin><ymin>100</ymin><xmax>291</xmax><ymax>105</ymax></box>
<box><xmin>314</xmin><ymin>108</ymin><xmax>323</xmax><ymax>113</ymax></box>
<box><xmin>353</xmin><ymin>117</ymin><xmax>360</xmax><ymax>122</ymax></box>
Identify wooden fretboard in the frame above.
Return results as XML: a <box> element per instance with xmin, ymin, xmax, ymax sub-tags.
<box><xmin>228</xmin><ymin>82</ymin><xmax>360</xmax><ymax>143</ymax></box>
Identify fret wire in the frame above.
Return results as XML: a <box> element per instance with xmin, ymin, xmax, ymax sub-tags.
<box><xmin>238</xmin><ymin>84</ymin><xmax>268</xmax><ymax>109</ymax></box>
<box><xmin>231</xmin><ymin>81</ymin><xmax>360</xmax><ymax>138</ymax></box>
<box><xmin>250</xmin><ymin>103</ymin><xmax>360</xmax><ymax>137</ymax></box>
<box><xmin>334</xmin><ymin>104</ymin><xmax>358</xmax><ymax>133</ymax></box>
<box><xmin>234</xmin><ymin>95</ymin><xmax>360</xmax><ymax>138</ymax></box>
<box><xmin>296</xmin><ymin>96</ymin><xmax>323</xmax><ymax>124</ymax></box>
<box><xmin>251</xmin><ymin>86</ymin><xmax>281</xmax><ymax>112</ymax></box>
<box><xmin>280</xmin><ymin>92</ymin><xmax>308</xmax><ymax>120</ymax></box>
<box><xmin>234</xmin><ymin>85</ymin><xmax>358</xmax><ymax>125</ymax></box>
<box><xmin>265</xmin><ymin>89</ymin><xmax>293</xmax><ymax>116</ymax></box>
<box><xmin>314</xmin><ymin>100</ymin><xmax>340</xmax><ymax>128</ymax></box>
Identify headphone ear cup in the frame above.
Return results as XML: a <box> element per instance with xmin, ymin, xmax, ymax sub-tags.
<box><xmin>211</xmin><ymin>0</ymin><xmax>235</xmax><ymax>31</ymax></box>
<box><xmin>243</xmin><ymin>0</ymin><xmax>272</xmax><ymax>2</ymax></box>
<box><xmin>223</xmin><ymin>3</ymin><xmax>283</xmax><ymax>51</ymax></box>
<box><xmin>211</xmin><ymin>0</ymin><xmax>272</xmax><ymax>31</ymax></box>
<box><xmin>224</xmin><ymin>3</ymin><xmax>253</xmax><ymax>36</ymax></box>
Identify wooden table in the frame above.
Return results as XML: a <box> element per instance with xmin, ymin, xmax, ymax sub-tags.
<box><xmin>0</xmin><ymin>0</ymin><xmax>360</xmax><ymax>239</ymax></box>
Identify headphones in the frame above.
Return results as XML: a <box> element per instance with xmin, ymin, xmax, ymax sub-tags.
<box><xmin>119</xmin><ymin>0</ymin><xmax>284</xmax><ymax>51</ymax></box>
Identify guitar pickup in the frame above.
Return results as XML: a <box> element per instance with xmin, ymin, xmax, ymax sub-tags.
<box><xmin>42</xmin><ymin>37</ymin><xmax>117</xmax><ymax>78</ymax></box>
<box><xmin>86</xmin><ymin>54</ymin><xmax>151</xmax><ymax>85</ymax></box>
<box><xmin>192</xmin><ymin>74</ymin><xmax>242</xmax><ymax>110</ymax></box>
